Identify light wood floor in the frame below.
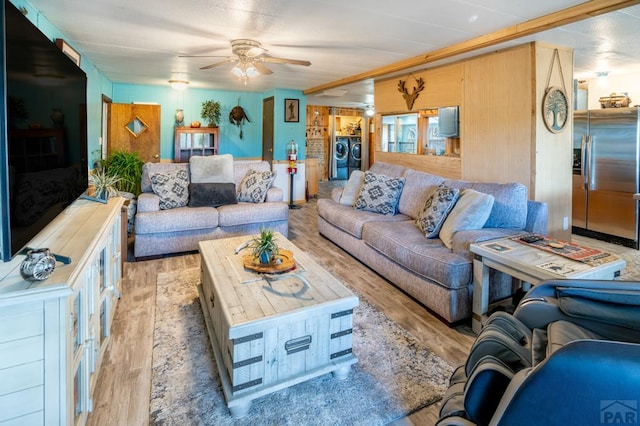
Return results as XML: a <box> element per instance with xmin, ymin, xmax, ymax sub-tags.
<box><xmin>86</xmin><ymin>181</ymin><xmax>638</xmax><ymax>426</ymax></box>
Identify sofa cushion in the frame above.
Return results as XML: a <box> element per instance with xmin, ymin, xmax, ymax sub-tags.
<box><xmin>317</xmin><ymin>198</ymin><xmax>409</xmax><ymax>239</ymax></box>
<box><xmin>398</xmin><ymin>169</ymin><xmax>446</xmax><ymax>218</ymax></box>
<box><xmin>340</xmin><ymin>170</ymin><xmax>365</xmax><ymax>205</ymax></box>
<box><xmin>149</xmin><ymin>169</ymin><xmax>189</xmax><ymax>210</ymax></box>
<box><xmin>369</xmin><ymin>161</ymin><xmax>407</xmax><ymax>178</ymax></box>
<box><xmin>439</xmin><ymin>189</ymin><xmax>495</xmax><ymax>249</ymax></box>
<box><xmin>135</xmin><ymin>206</ymin><xmax>219</xmax><ymax>234</ymax></box>
<box><xmin>443</xmin><ymin>180</ymin><xmax>528</xmax><ymax>229</ymax></box>
<box><xmin>141</xmin><ymin>162</ymin><xmax>189</xmax><ymax>193</ymax></box>
<box><xmin>237</xmin><ymin>169</ymin><xmax>276</xmax><ymax>203</ymax></box>
<box><xmin>354</xmin><ymin>171</ymin><xmax>406</xmax><ymax>216</ymax></box>
<box><xmin>362</xmin><ymin>220</ymin><xmax>472</xmax><ymax>290</ymax></box>
<box><xmin>189</xmin><ymin>153</ymin><xmax>234</xmax><ymax>183</ymax></box>
<box><xmin>233</xmin><ymin>161</ymin><xmax>272</xmax><ymax>187</ymax></box>
<box><xmin>415</xmin><ymin>184</ymin><xmax>460</xmax><ymax>238</ymax></box>
<box><xmin>217</xmin><ymin>202</ymin><xmax>289</xmax><ymax>227</ymax></box>
<box><xmin>188</xmin><ymin>183</ymin><xmax>237</xmax><ymax>208</ymax></box>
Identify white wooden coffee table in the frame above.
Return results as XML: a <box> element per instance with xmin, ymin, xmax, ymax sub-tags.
<box><xmin>470</xmin><ymin>236</ymin><xmax>626</xmax><ymax>333</ymax></box>
<box><xmin>198</xmin><ymin>233</ymin><xmax>358</xmax><ymax>418</ymax></box>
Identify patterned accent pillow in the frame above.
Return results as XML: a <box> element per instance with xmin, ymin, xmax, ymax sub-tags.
<box><xmin>415</xmin><ymin>185</ymin><xmax>460</xmax><ymax>238</ymax></box>
<box><xmin>237</xmin><ymin>169</ymin><xmax>276</xmax><ymax>203</ymax></box>
<box><xmin>149</xmin><ymin>169</ymin><xmax>189</xmax><ymax>210</ymax></box>
<box><xmin>354</xmin><ymin>171</ymin><xmax>406</xmax><ymax>215</ymax></box>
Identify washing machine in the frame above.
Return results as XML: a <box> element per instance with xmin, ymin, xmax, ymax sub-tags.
<box><xmin>334</xmin><ymin>137</ymin><xmax>349</xmax><ymax>180</ymax></box>
<box><xmin>348</xmin><ymin>137</ymin><xmax>361</xmax><ymax>177</ymax></box>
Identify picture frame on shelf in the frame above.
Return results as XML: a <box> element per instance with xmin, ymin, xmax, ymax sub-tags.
<box><xmin>55</xmin><ymin>38</ymin><xmax>81</xmax><ymax>67</ymax></box>
<box><xmin>284</xmin><ymin>98</ymin><xmax>299</xmax><ymax>122</ymax></box>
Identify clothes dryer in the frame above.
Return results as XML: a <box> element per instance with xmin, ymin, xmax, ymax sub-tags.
<box><xmin>335</xmin><ymin>137</ymin><xmax>349</xmax><ymax>180</ymax></box>
<box><xmin>348</xmin><ymin>137</ymin><xmax>361</xmax><ymax>177</ymax></box>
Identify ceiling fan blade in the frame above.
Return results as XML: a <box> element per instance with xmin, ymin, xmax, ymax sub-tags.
<box><xmin>200</xmin><ymin>58</ymin><xmax>235</xmax><ymax>70</ymax></box>
<box><xmin>261</xmin><ymin>55</ymin><xmax>311</xmax><ymax>66</ymax></box>
<box><xmin>253</xmin><ymin>62</ymin><xmax>273</xmax><ymax>75</ymax></box>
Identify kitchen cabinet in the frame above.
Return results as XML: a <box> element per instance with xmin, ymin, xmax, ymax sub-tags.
<box><xmin>174</xmin><ymin>127</ymin><xmax>218</xmax><ymax>162</ymax></box>
<box><xmin>0</xmin><ymin>197</ymin><xmax>124</xmax><ymax>425</ymax></box>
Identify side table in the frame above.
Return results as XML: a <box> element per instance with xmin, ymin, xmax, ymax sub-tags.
<box><xmin>470</xmin><ymin>237</ymin><xmax>626</xmax><ymax>334</ymax></box>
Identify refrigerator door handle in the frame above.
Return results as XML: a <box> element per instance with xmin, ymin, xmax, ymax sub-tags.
<box><xmin>586</xmin><ymin>135</ymin><xmax>595</xmax><ymax>190</ymax></box>
<box><xmin>581</xmin><ymin>135</ymin><xmax>587</xmax><ymax>188</ymax></box>
<box><xmin>584</xmin><ymin>135</ymin><xmax>592</xmax><ymax>190</ymax></box>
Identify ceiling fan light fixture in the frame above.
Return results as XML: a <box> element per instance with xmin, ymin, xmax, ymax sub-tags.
<box><xmin>169</xmin><ymin>80</ymin><xmax>189</xmax><ymax>90</ymax></box>
<box><xmin>231</xmin><ymin>65</ymin><xmax>244</xmax><ymax>78</ymax></box>
<box><xmin>245</xmin><ymin>65</ymin><xmax>258</xmax><ymax>78</ymax></box>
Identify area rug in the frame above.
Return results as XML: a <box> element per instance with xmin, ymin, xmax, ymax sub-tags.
<box><xmin>149</xmin><ymin>268</ymin><xmax>453</xmax><ymax>425</ymax></box>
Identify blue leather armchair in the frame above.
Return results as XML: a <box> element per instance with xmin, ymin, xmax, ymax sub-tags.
<box><xmin>437</xmin><ymin>279</ymin><xmax>640</xmax><ymax>426</ymax></box>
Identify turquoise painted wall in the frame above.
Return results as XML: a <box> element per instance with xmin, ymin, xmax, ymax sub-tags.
<box><xmin>265</xmin><ymin>89</ymin><xmax>307</xmax><ymax>161</ymax></box>
<box><xmin>112</xmin><ymin>85</ymin><xmax>307</xmax><ymax>162</ymax></box>
<box><xmin>112</xmin><ymin>85</ymin><xmax>265</xmax><ymax>160</ymax></box>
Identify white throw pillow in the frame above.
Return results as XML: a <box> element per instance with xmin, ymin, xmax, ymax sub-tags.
<box><xmin>339</xmin><ymin>170</ymin><xmax>365</xmax><ymax>206</ymax></box>
<box><xmin>439</xmin><ymin>189</ymin><xmax>495</xmax><ymax>249</ymax></box>
<box><xmin>189</xmin><ymin>153</ymin><xmax>234</xmax><ymax>183</ymax></box>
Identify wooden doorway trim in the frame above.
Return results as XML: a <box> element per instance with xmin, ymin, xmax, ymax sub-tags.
<box><xmin>262</xmin><ymin>97</ymin><xmax>274</xmax><ymax>163</ymax></box>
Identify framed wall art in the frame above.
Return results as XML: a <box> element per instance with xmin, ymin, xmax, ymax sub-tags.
<box><xmin>284</xmin><ymin>98</ymin><xmax>299</xmax><ymax>122</ymax></box>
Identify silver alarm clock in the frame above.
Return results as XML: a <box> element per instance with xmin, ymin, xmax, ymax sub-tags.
<box><xmin>20</xmin><ymin>248</ymin><xmax>56</xmax><ymax>281</ymax></box>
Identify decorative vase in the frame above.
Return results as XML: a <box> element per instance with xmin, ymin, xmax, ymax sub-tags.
<box><xmin>20</xmin><ymin>248</ymin><xmax>56</xmax><ymax>281</ymax></box>
<box><xmin>175</xmin><ymin>109</ymin><xmax>184</xmax><ymax>126</ymax></box>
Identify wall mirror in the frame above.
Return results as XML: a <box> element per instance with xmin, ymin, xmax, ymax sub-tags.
<box><xmin>379</xmin><ymin>107</ymin><xmax>460</xmax><ymax>157</ymax></box>
<box><xmin>380</xmin><ymin>113</ymin><xmax>418</xmax><ymax>154</ymax></box>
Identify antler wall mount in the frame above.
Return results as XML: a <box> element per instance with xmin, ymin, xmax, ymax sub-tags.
<box><xmin>397</xmin><ymin>76</ymin><xmax>425</xmax><ymax>110</ymax></box>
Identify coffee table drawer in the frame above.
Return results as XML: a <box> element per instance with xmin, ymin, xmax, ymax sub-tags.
<box><xmin>226</xmin><ymin>306</ymin><xmax>355</xmax><ymax>396</ymax></box>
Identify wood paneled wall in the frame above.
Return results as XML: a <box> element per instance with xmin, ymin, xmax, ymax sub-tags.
<box><xmin>373</xmin><ymin>42</ymin><xmax>573</xmax><ymax>239</ymax></box>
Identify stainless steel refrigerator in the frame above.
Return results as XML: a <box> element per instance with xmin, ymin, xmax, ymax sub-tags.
<box><xmin>572</xmin><ymin>107</ymin><xmax>640</xmax><ymax>248</ymax></box>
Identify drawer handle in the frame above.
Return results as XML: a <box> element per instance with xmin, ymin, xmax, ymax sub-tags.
<box><xmin>285</xmin><ymin>335</ymin><xmax>312</xmax><ymax>355</ymax></box>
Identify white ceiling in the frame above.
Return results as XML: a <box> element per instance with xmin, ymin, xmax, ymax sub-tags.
<box><xmin>24</xmin><ymin>0</ymin><xmax>640</xmax><ymax>108</ymax></box>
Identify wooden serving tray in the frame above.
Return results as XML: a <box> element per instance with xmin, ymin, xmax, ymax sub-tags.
<box><xmin>243</xmin><ymin>249</ymin><xmax>296</xmax><ymax>273</ymax></box>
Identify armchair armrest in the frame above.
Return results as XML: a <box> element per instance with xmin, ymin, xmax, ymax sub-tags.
<box><xmin>265</xmin><ymin>186</ymin><xmax>284</xmax><ymax>203</ymax></box>
<box><xmin>137</xmin><ymin>192</ymin><xmax>160</xmax><ymax>212</ymax></box>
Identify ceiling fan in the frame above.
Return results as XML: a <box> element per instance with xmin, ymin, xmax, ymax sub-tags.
<box><xmin>182</xmin><ymin>39</ymin><xmax>311</xmax><ymax>81</ymax></box>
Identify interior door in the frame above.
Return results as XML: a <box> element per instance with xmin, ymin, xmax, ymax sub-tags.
<box><xmin>262</xmin><ymin>97</ymin><xmax>274</xmax><ymax>163</ymax></box>
<box><xmin>108</xmin><ymin>103</ymin><xmax>160</xmax><ymax>163</ymax></box>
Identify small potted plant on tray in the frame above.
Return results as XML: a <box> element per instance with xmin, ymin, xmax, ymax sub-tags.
<box><xmin>249</xmin><ymin>228</ymin><xmax>279</xmax><ymax>265</ymax></box>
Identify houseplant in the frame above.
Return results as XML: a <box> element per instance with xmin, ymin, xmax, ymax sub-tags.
<box><xmin>103</xmin><ymin>150</ymin><xmax>144</xmax><ymax>195</ymax></box>
<box><xmin>89</xmin><ymin>166</ymin><xmax>121</xmax><ymax>202</ymax></box>
<box><xmin>249</xmin><ymin>228</ymin><xmax>279</xmax><ymax>264</ymax></box>
<box><xmin>201</xmin><ymin>100</ymin><xmax>221</xmax><ymax>127</ymax></box>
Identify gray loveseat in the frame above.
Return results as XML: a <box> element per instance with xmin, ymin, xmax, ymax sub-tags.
<box><xmin>317</xmin><ymin>162</ymin><xmax>548</xmax><ymax>324</ymax></box>
<box><xmin>134</xmin><ymin>160</ymin><xmax>288</xmax><ymax>258</ymax></box>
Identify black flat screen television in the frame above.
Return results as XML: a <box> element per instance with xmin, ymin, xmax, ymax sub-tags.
<box><xmin>1</xmin><ymin>0</ymin><xmax>88</xmax><ymax>261</ymax></box>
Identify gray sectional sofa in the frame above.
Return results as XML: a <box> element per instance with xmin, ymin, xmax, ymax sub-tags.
<box><xmin>317</xmin><ymin>162</ymin><xmax>548</xmax><ymax>324</ymax></box>
<box><xmin>134</xmin><ymin>160</ymin><xmax>288</xmax><ymax>258</ymax></box>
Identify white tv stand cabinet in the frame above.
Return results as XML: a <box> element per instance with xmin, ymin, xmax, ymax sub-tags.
<box><xmin>0</xmin><ymin>197</ymin><xmax>125</xmax><ymax>426</ymax></box>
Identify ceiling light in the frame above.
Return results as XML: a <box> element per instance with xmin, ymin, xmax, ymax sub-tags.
<box><xmin>231</xmin><ymin>63</ymin><xmax>260</xmax><ymax>85</ymax></box>
<box><xmin>169</xmin><ymin>80</ymin><xmax>189</xmax><ymax>90</ymax></box>
<box><xmin>365</xmin><ymin>106</ymin><xmax>374</xmax><ymax>117</ymax></box>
